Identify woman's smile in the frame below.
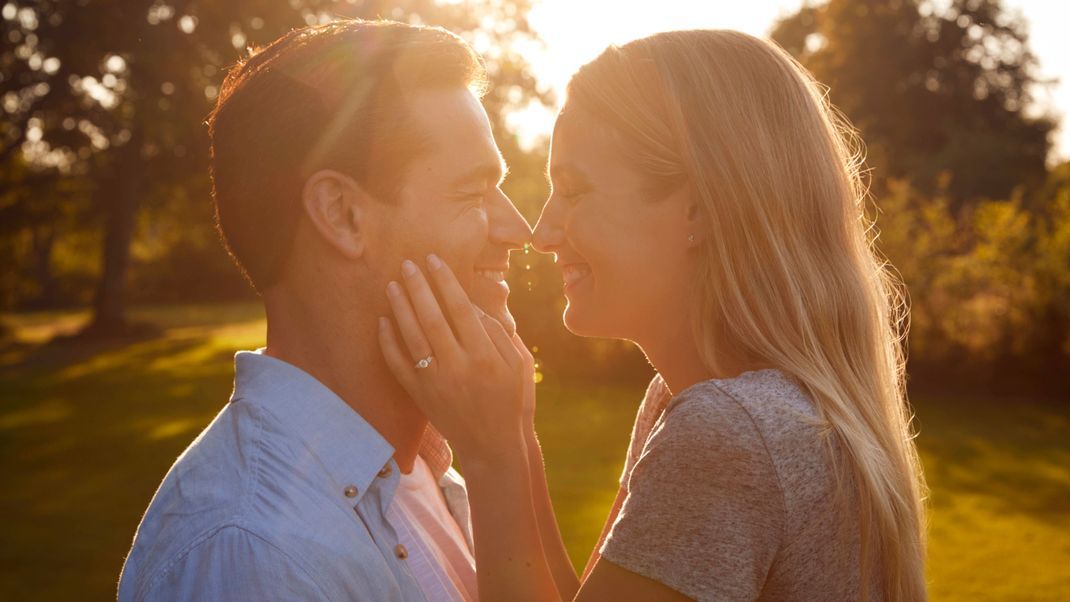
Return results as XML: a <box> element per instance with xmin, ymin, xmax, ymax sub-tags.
<box><xmin>561</xmin><ymin>261</ymin><xmax>592</xmax><ymax>292</ymax></box>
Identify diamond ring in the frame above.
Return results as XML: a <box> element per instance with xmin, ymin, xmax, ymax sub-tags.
<box><xmin>414</xmin><ymin>355</ymin><xmax>434</xmax><ymax>370</ymax></box>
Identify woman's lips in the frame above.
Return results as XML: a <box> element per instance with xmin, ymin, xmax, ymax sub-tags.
<box><xmin>562</xmin><ymin>262</ymin><xmax>591</xmax><ymax>291</ymax></box>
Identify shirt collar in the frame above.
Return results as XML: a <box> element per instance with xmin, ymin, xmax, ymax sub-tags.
<box><xmin>418</xmin><ymin>423</ymin><xmax>453</xmax><ymax>481</ymax></box>
<box><xmin>230</xmin><ymin>349</ymin><xmax>395</xmax><ymax>503</ymax></box>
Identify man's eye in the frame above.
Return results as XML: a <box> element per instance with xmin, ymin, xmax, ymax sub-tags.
<box><xmin>457</xmin><ymin>191</ymin><xmax>485</xmax><ymax>204</ymax></box>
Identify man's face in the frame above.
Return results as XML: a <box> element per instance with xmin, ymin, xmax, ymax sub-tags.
<box><xmin>374</xmin><ymin>88</ymin><xmax>530</xmax><ymax>335</ymax></box>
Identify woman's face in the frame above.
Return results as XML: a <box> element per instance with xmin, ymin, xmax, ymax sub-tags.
<box><xmin>532</xmin><ymin>110</ymin><xmax>696</xmax><ymax>342</ymax></box>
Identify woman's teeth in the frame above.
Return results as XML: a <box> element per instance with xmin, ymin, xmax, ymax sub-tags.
<box><xmin>562</xmin><ymin>264</ymin><xmax>591</xmax><ymax>286</ymax></box>
<box><xmin>475</xmin><ymin>269</ymin><xmax>506</xmax><ymax>283</ymax></box>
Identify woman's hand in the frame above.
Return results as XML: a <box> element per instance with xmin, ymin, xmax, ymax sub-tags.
<box><xmin>514</xmin><ymin>332</ymin><xmax>537</xmax><ymax>430</ymax></box>
<box><xmin>381</xmin><ymin>255</ymin><xmax>564</xmax><ymax>602</ymax></box>
<box><xmin>378</xmin><ymin>254</ymin><xmax>532</xmax><ymax>463</ymax></box>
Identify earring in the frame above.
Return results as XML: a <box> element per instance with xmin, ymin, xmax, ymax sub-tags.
<box><xmin>688</xmin><ymin>234</ymin><xmax>695</xmax><ymax>244</ymax></box>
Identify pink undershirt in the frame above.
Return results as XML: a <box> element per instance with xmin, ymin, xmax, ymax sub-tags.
<box><xmin>387</xmin><ymin>456</ymin><xmax>478</xmax><ymax>602</ymax></box>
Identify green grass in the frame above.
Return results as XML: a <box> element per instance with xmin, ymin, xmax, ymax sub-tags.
<box><xmin>1</xmin><ymin>303</ymin><xmax>1067</xmax><ymax>600</ymax></box>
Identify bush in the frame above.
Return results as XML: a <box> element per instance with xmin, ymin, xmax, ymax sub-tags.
<box><xmin>876</xmin><ymin>171</ymin><xmax>1070</xmax><ymax>392</ymax></box>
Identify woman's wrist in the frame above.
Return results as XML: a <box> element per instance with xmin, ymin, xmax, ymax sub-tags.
<box><xmin>455</xmin><ymin>427</ymin><xmax>530</xmax><ymax>477</ymax></box>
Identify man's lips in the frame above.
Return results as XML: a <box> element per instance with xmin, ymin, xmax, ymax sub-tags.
<box><xmin>474</xmin><ymin>265</ymin><xmax>508</xmax><ymax>283</ymax></box>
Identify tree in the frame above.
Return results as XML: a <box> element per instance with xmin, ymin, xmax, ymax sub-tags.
<box><xmin>0</xmin><ymin>0</ymin><xmax>547</xmax><ymax>332</ymax></box>
<box><xmin>771</xmin><ymin>0</ymin><xmax>1053</xmax><ymax>206</ymax></box>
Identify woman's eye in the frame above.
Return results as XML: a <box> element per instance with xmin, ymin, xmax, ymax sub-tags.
<box><xmin>561</xmin><ymin>190</ymin><xmax>586</xmax><ymax>205</ymax></box>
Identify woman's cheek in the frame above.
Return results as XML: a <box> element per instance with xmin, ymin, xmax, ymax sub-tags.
<box><xmin>567</xmin><ymin>204</ymin><xmax>600</xmax><ymax>255</ymax></box>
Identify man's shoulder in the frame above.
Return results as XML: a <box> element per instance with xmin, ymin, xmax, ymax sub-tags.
<box><xmin>120</xmin><ymin>400</ymin><xmax>264</xmax><ymax>590</ymax></box>
<box><xmin>120</xmin><ymin>398</ymin><xmax>353</xmax><ymax>598</ymax></box>
<box><xmin>141</xmin><ymin>398</ymin><xmax>268</xmax><ymax>523</ymax></box>
<box><xmin>118</xmin><ymin>522</ymin><xmax>321</xmax><ymax>601</ymax></box>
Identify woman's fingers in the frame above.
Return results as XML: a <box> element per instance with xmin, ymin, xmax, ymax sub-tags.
<box><xmin>481</xmin><ymin>313</ymin><xmax>522</xmax><ymax>369</ymax></box>
<box><xmin>399</xmin><ymin>259</ymin><xmax>460</xmax><ymax>361</ymax></box>
<box><xmin>386</xmin><ymin>279</ymin><xmax>435</xmax><ymax>367</ymax></box>
<box><xmin>512</xmin><ymin>334</ymin><xmax>537</xmax><ymax>422</ymax></box>
<box><xmin>425</xmin><ymin>254</ymin><xmax>489</xmax><ymax>349</ymax></box>
<box><xmin>512</xmin><ymin>333</ymin><xmax>535</xmax><ymax>372</ymax></box>
<box><xmin>377</xmin><ymin>317</ymin><xmax>423</xmax><ymax>396</ymax></box>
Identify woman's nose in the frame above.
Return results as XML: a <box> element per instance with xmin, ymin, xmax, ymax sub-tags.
<box><xmin>531</xmin><ymin>195</ymin><xmax>563</xmax><ymax>255</ymax></box>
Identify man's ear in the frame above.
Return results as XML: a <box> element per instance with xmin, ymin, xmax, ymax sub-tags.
<box><xmin>301</xmin><ymin>169</ymin><xmax>370</xmax><ymax>259</ymax></box>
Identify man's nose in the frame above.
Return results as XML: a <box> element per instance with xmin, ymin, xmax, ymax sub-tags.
<box><xmin>488</xmin><ymin>190</ymin><xmax>532</xmax><ymax>250</ymax></box>
<box><xmin>531</xmin><ymin>194</ymin><xmax>562</xmax><ymax>255</ymax></box>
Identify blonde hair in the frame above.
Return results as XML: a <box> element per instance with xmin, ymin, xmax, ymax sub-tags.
<box><xmin>566</xmin><ymin>30</ymin><xmax>927</xmax><ymax>600</ymax></box>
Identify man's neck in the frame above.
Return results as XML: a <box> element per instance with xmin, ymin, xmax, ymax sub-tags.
<box><xmin>262</xmin><ymin>291</ymin><xmax>427</xmax><ymax>473</ymax></box>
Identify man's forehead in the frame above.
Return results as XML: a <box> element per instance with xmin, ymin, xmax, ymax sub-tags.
<box><xmin>406</xmin><ymin>88</ymin><xmax>504</xmax><ymax>178</ymax></box>
<box><xmin>408</xmin><ymin>88</ymin><xmax>492</xmax><ymax>141</ymax></box>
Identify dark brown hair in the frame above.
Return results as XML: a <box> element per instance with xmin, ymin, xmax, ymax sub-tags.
<box><xmin>207</xmin><ymin>19</ymin><xmax>487</xmax><ymax>291</ymax></box>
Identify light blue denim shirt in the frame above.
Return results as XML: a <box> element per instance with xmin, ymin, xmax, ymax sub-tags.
<box><xmin>118</xmin><ymin>350</ymin><xmax>471</xmax><ymax>601</ymax></box>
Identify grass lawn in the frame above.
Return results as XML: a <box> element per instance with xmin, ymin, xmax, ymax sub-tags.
<box><xmin>1</xmin><ymin>303</ymin><xmax>1067</xmax><ymax>600</ymax></box>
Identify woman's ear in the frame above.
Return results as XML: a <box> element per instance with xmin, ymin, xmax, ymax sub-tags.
<box><xmin>679</xmin><ymin>187</ymin><xmax>704</xmax><ymax>248</ymax></box>
<box><xmin>301</xmin><ymin>169</ymin><xmax>369</xmax><ymax>259</ymax></box>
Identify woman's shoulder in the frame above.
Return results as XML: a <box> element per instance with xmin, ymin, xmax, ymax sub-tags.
<box><xmin>659</xmin><ymin>369</ymin><xmax>839</xmax><ymax>518</ymax></box>
<box><xmin>663</xmin><ymin>368</ymin><xmax>822</xmax><ymax>447</ymax></box>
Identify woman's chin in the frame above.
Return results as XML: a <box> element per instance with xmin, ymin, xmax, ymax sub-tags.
<box><xmin>562</xmin><ymin>304</ymin><xmax>605</xmax><ymax>338</ymax></box>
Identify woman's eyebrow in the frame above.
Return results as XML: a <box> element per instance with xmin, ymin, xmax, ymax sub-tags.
<box><xmin>548</xmin><ymin>163</ymin><xmax>591</xmax><ymax>187</ymax></box>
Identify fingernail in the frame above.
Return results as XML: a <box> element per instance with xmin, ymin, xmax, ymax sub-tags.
<box><xmin>427</xmin><ymin>254</ymin><xmax>442</xmax><ymax>270</ymax></box>
<box><xmin>401</xmin><ymin>260</ymin><xmax>417</xmax><ymax>277</ymax></box>
<box><xmin>378</xmin><ymin>317</ymin><xmax>388</xmax><ymax>331</ymax></box>
<box><xmin>387</xmin><ymin>281</ymin><xmax>401</xmax><ymax>296</ymax></box>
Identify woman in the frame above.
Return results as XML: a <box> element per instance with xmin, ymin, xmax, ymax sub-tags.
<box><xmin>379</xmin><ymin>30</ymin><xmax>927</xmax><ymax>601</ymax></box>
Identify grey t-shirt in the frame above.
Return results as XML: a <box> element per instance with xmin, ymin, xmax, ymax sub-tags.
<box><xmin>601</xmin><ymin>369</ymin><xmax>877</xmax><ymax>601</ymax></box>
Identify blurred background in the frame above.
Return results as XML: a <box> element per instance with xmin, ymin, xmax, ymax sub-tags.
<box><xmin>1</xmin><ymin>0</ymin><xmax>1068</xmax><ymax>599</ymax></box>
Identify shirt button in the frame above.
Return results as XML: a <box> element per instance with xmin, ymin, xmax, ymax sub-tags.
<box><xmin>377</xmin><ymin>464</ymin><xmax>393</xmax><ymax>478</ymax></box>
<box><xmin>395</xmin><ymin>543</ymin><xmax>408</xmax><ymax>559</ymax></box>
<box><xmin>343</xmin><ymin>485</ymin><xmax>358</xmax><ymax>498</ymax></box>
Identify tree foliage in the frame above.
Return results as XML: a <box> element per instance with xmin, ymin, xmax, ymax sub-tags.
<box><xmin>0</xmin><ymin>0</ymin><xmax>547</xmax><ymax>329</ymax></box>
<box><xmin>876</xmin><ymin>169</ymin><xmax>1070</xmax><ymax>389</ymax></box>
<box><xmin>772</xmin><ymin>0</ymin><xmax>1053</xmax><ymax>204</ymax></box>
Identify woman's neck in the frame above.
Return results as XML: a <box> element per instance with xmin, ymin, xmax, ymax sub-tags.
<box><xmin>638</xmin><ymin>312</ymin><xmax>759</xmax><ymax>397</ymax></box>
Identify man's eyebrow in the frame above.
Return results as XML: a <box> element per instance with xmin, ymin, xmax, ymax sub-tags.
<box><xmin>451</xmin><ymin>155</ymin><xmax>510</xmax><ymax>188</ymax></box>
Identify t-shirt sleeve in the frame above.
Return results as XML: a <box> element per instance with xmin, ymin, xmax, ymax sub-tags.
<box><xmin>620</xmin><ymin>374</ymin><xmax>673</xmax><ymax>485</ymax></box>
<box><xmin>600</xmin><ymin>384</ymin><xmax>787</xmax><ymax>602</ymax></box>
<box><xmin>138</xmin><ymin>526</ymin><xmax>329</xmax><ymax>602</ymax></box>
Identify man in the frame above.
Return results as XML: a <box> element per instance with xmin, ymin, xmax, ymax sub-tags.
<box><xmin>118</xmin><ymin>19</ymin><xmax>530</xmax><ymax>600</ymax></box>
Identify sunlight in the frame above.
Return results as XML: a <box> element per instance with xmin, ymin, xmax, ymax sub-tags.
<box><xmin>505</xmin><ymin>0</ymin><xmax>1070</xmax><ymax>159</ymax></box>
<box><xmin>505</xmin><ymin>0</ymin><xmax>807</xmax><ymax>146</ymax></box>
<box><xmin>146</xmin><ymin>417</ymin><xmax>202</xmax><ymax>441</ymax></box>
<box><xmin>0</xmin><ymin>400</ymin><xmax>73</xmax><ymax>430</ymax></box>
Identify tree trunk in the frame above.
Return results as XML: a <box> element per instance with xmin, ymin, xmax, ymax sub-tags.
<box><xmin>30</xmin><ymin>226</ymin><xmax>58</xmax><ymax>308</ymax></box>
<box><xmin>87</xmin><ymin>137</ymin><xmax>143</xmax><ymax>335</ymax></box>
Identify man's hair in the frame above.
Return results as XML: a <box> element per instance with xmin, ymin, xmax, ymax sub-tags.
<box><xmin>207</xmin><ymin>19</ymin><xmax>488</xmax><ymax>291</ymax></box>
